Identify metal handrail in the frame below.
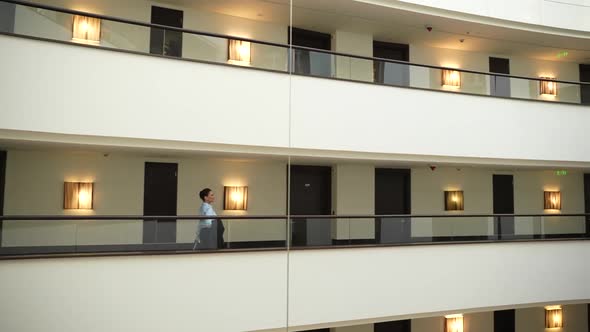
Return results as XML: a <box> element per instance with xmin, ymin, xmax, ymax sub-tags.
<box><xmin>1</xmin><ymin>213</ymin><xmax>589</xmax><ymax>221</ymax></box>
<box><xmin>3</xmin><ymin>0</ymin><xmax>590</xmax><ymax>86</ymax></box>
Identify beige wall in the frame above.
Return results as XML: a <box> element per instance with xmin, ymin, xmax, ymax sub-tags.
<box><xmin>177</xmin><ymin>157</ymin><xmax>287</xmax><ymax>243</ymax></box>
<box><xmin>516</xmin><ymin>304</ymin><xmax>588</xmax><ymax>332</ymax></box>
<box><xmin>326</xmin><ymin>305</ymin><xmax>588</xmax><ymax>332</ymax></box>
<box><xmin>412</xmin><ymin>316</ymin><xmax>444</xmax><ymax>332</ymax></box>
<box><xmin>2</xmin><ymin>150</ymin><xmax>287</xmax><ymax>246</ymax></box>
<box><xmin>511</xmin><ymin>57</ymin><xmax>581</xmax><ymax>104</ymax></box>
<box><xmin>410</xmin><ymin>44</ymin><xmax>581</xmax><ymax>103</ymax></box>
<box><xmin>515</xmin><ymin>170</ymin><xmax>585</xmax><ymax>235</ymax></box>
<box><xmin>334</xmin><ymin>30</ymin><xmax>374</xmax><ymax>82</ymax></box>
<box><xmin>333</xmin><ymin>164</ymin><xmax>375</xmax><ymax>240</ymax></box>
<box><xmin>412</xmin><ymin>313</ymin><xmax>493</xmax><ymax>332</ymax></box>
<box><xmin>3</xmin><ymin>151</ymin><xmax>586</xmax><ymax>246</ymax></box>
<box><xmin>411</xmin><ymin>166</ymin><xmax>586</xmax><ymax>237</ymax></box>
<box><xmin>410</xmin><ymin>44</ymin><xmax>490</xmax><ymax>95</ymax></box>
<box><xmin>3</xmin><ymin>150</ymin><xmax>145</xmax><ymax>246</ymax></box>
<box><xmin>412</xmin><ymin>167</ymin><xmax>494</xmax><ymax>237</ymax></box>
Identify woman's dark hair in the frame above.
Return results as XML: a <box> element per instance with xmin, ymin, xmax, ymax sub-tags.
<box><xmin>199</xmin><ymin>188</ymin><xmax>212</xmax><ymax>201</ymax></box>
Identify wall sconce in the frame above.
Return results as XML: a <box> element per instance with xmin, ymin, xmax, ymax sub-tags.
<box><xmin>442</xmin><ymin>69</ymin><xmax>461</xmax><ymax>88</ymax></box>
<box><xmin>444</xmin><ymin>191</ymin><xmax>464</xmax><ymax>211</ymax></box>
<box><xmin>228</xmin><ymin>39</ymin><xmax>251</xmax><ymax>65</ymax></box>
<box><xmin>445</xmin><ymin>314</ymin><xmax>463</xmax><ymax>332</ymax></box>
<box><xmin>540</xmin><ymin>77</ymin><xmax>557</xmax><ymax>96</ymax></box>
<box><xmin>72</xmin><ymin>15</ymin><xmax>101</xmax><ymax>45</ymax></box>
<box><xmin>64</xmin><ymin>182</ymin><xmax>94</xmax><ymax>209</ymax></box>
<box><xmin>545</xmin><ymin>306</ymin><xmax>563</xmax><ymax>328</ymax></box>
<box><xmin>544</xmin><ymin>191</ymin><xmax>561</xmax><ymax>210</ymax></box>
<box><xmin>224</xmin><ymin>186</ymin><xmax>248</xmax><ymax>210</ymax></box>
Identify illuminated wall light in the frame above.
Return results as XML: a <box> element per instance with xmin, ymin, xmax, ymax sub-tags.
<box><xmin>228</xmin><ymin>39</ymin><xmax>251</xmax><ymax>66</ymax></box>
<box><xmin>64</xmin><ymin>182</ymin><xmax>94</xmax><ymax>209</ymax></box>
<box><xmin>545</xmin><ymin>306</ymin><xmax>563</xmax><ymax>328</ymax></box>
<box><xmin>444</xmin><ymin>314</ymin><xmax>463</xmax><ymax>332</ymax></box>
<box><xmin>441</xmin><ymin>69</ymin><xmax>461</xmax><ymax>88</ymax></box>
<box><xmin>540</xmin><ymin>77</ymin><xmax>557</xmax><ymax>96</ymax></box>
<box><xmin>444</xmin><ymin>191</ymin><xmax>464</xmax><ymax>211</ymax></box>
<box><xmin>224</xmin><ymin>186</ymin><xmax>248</xmax><ymax>210</ymax></box>
<box><xmin>72</xmin><ymin>15</ymin><xmax>101</xmax><ymax>45</ymax></box>
<box><xmin>544</xmin><ymin>191</ymin><xmax>561</xmax><ymax>210</ymax></box>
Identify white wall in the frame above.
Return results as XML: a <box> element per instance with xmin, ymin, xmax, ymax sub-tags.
<box><xmin>287</xmin><ymin>241</ymin><xmax>590</xmax><ymax>328</ymax></box>
<box><xmin>4</xmin><ymin>11</ymin><xmax>590</xmax><ymax>164</ymax></box>
<box><xmin>290</xmin><ymin>74</ymin><xmax>590</xmax><ymax>163</ymax></box>
<box><xmin>2</xmin><ymin>150</ymin><xmax>288</xmax><ymax>246</ymax></box>
<box><xmin>0</xmin><ymin>251</ymin><xmax>289</xmax><ymax>332</ymax></box>
<box><xmin>0</xmin><ymin>35</ymin><xmax>290</xmax><ymax>149</ymax></box>
<box><xmin>0</xmin><ymin>242</ymin><xmax>587</xmax><ymax>332</ymax></box>
<box><xmin>391</xmin><ymin>0</ymin><xmax>590</xmax><ymax>32</ymax></box>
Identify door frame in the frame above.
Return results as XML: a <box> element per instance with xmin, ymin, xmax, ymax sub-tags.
<box><xmin>143</xmin><ymin>162</ymin><xmax>178</xmax><ymax>244</ymax></box>
<box><xmin>493</xmin><ymin>174</ymin><xmax>515</xmax><ymax>239</ymax></box>
<box><xmin>374</xmin><ymin>168</ymin><xmax>411</xmax><ymax>243</ymax></box>
<box><xmin>288</xmin><ymin>165</ymin><xmax>332</xmax><ymax>246</ymax></box>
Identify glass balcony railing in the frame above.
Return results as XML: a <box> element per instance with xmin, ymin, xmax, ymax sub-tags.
<box><xmin>0</xmin><ymin>214</ymin><xmax>588</xmax><ymax>257</ymax></box>
<box><xmin>1</xmin><ymin>0</ymin><xmax>589</xmax><ymax>105</ymax></box>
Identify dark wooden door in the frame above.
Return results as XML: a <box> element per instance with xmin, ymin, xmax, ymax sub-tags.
<box><xmin>289</xmin><ymin>27</ymin><xmax>331</xmax><ymax>76</ymax></box>
<box><xmin>375</xmin><ymin>168</ymin><xmax>411</xmax><ymax>243</ymax></box>
<box><xmin>375</xmin><ymin>319</ymin><xmax>411</xmax><ymax>332</ymax></box>
<box><xmin>494</xmin><ymin>309</ymin><xmax>515</xmax><ymax>332</ymax></box>
<box><xmin>493</xmin><ymin>174</ymin><xmax>515</xmax><ymax>238</ymax></box>
<box><xmin>373</xmin><ymin>41</ymin><xmax>409</xmax><ymax>86</ymax></box>
<box><xmin>580</xmin><ymin>64</ymin><xmax>590</xmax><ymax>105</ymax></box>
<box><xmin>289</xmin><ymin>165</ymin><xmax>332</xmax><ymax>246</ymax></box>
<box><xmin>143</xmin><ymin>162</ymin><xmax>178</xmax><ymax>243</ymax></box>
<box><xmin>150</xmin><ymin>6</ymin><xmax>183</xmax><ymax>57</ymax></box>
<box><xmin>490</xmin><ymin>57</ymin><xmax>511</xmax><ymax>97</ymax></box>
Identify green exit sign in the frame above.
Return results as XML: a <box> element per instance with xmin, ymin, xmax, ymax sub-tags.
<box><xmin>555</xmin><ymin>170</ymin><xmax>568</xmax><ymax>176</ymax></box>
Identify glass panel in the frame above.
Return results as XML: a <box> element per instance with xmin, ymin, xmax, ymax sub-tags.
<box><xmin>183</xmin><ymin>33</ymin><xmax>229</xmax><ymax>64</ymax></box>
<box><xmin>0</xmin><ymin>219</ymin><xmax>78</xmax><ymax>248</ymax></box>
<box><xmin>12</xmin><ymin>4</ymin><xmax>73</xmax><ymax>42</ymax></box>
<box><xmin>102</xmin><ymin>19</ymin><xmax>150</xmax><ymax>53</ymax></box>
<box><xmin>290</xmin><ymin>218</ymin><xmax>333</xmax><ymax>247</ymax></box>
<box><xmin>490</xmin><ymin>75</ymin><xmax>511</xmax><ymax>97</ymax></box>
<box><xmin>556</xmin><ymin>82</ymin><xmax>581</xmax><ymax>104</ymax></box>
<box><xmin>292</xmin><ymin>48</ymin><xmax>334</xmax><ymax>77</ymax></box>
<box><xmin>376</xmin><ymin>61</ymin><xmax>410</xmax><ymax>87</ymax></box>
